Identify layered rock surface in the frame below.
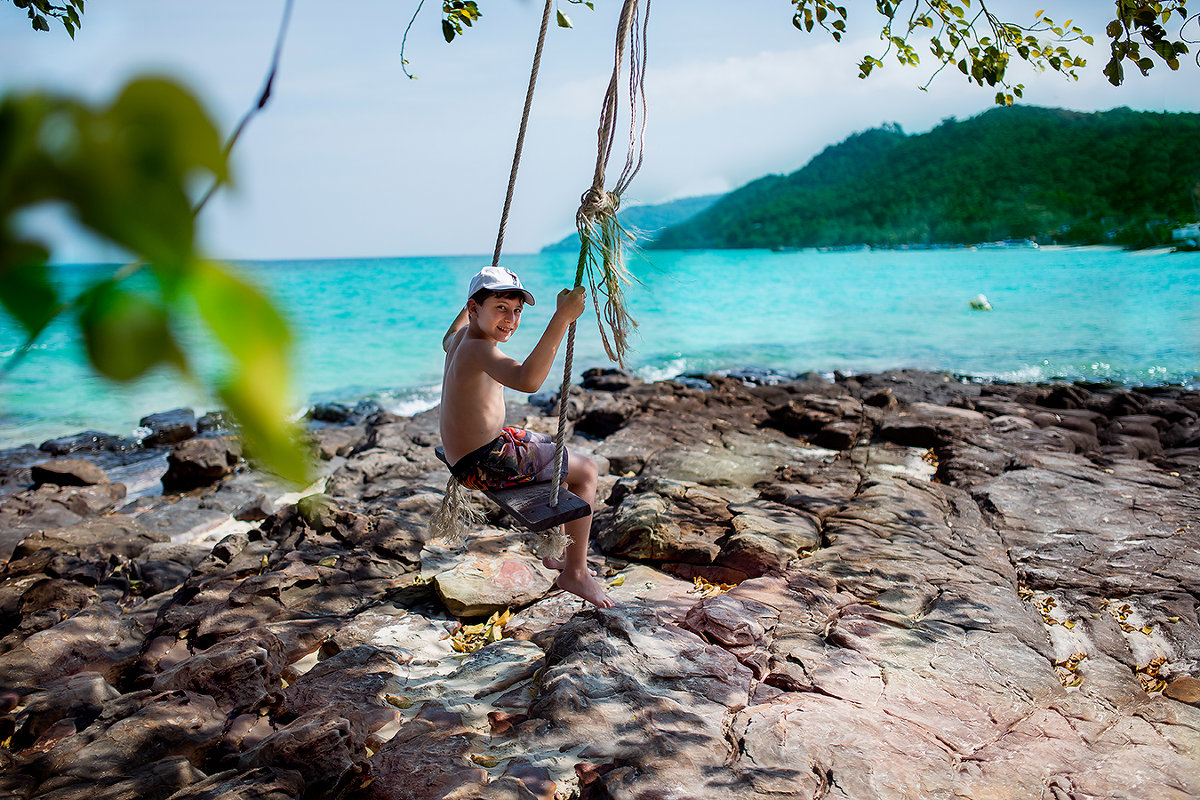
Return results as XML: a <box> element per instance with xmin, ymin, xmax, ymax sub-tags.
<box><xmin>0</xmin><ymin>371</ymin><xmax>1196</xmax><ymax>799</ymax></box>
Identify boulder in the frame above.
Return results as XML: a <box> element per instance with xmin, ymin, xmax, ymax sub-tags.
<box><xmin>161</xmin><ymin>436</ymin><xmax>242</xmax><ymax>492</ymax></box>
<box><xmin>152</xmin><ymin>628</ymin><xmax>287</xmax><ymax>714</ymax></box>
<box><xmin>12</xmin><ymin>517</ymin><xmax>165</xmax><ymax>561</ymax></box>
<box><xmin>30</xmin><ymin>459</ymin><xmax>110</xmax><ymax>487</ymax></box>
<box><xmin>140</xmin><ymin>409</ymin><xmax>198</xmax><ymax>447</ymax></box>
<box><xmin>432</xmin><ymin>549</ymin><xmax>555</xmax><ymax>618</ymax></box>
<box><xmin>38</xmin><ymin>431</ymin><xmax>128</xmax><ymax>456</ymax></box>
<box><xmin>0</xmin><ymin>602</ymin><xmax>146</xmax><ymax>689</ymax></box>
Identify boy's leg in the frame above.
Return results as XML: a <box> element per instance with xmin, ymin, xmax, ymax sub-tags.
<box><xmin>543</xmin><ymin>451</ymin><xmax>614</xmax><ymax>608</ymax></box>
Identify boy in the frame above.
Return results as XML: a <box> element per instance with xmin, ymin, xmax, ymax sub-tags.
<box><xmin>439</xmin><ymin>265</ymin><xmax>614</xmax><ymax>609</ymax></box>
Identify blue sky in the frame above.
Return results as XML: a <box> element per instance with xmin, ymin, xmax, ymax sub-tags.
<box><xmin>4</xmin><ymin>0</ymin><xmax>1200</xmax><ymax>262</ymax></box>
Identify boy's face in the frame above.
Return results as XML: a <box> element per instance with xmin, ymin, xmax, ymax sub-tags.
<box><xmin>469</xmin><ymin>294</ymin><xmax>524</xmax><ymax>343</ymax></box>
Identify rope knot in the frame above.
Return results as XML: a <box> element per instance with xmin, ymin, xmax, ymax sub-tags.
<box><xmin>577</xmin><ymin>188</ymin><xmax>619</xmax><ymax>225</ymax></box>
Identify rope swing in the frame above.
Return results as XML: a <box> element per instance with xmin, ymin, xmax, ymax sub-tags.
<box><xmin>433</xmin><ymin>0</ymin><xmax>651</xmax><ymax>555</ymax></box>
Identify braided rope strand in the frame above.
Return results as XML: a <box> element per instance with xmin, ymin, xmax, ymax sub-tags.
<box><xmin>492</xmin><ymin>0</ymin><xmax>556</xmax><ymax>267</ymax></box>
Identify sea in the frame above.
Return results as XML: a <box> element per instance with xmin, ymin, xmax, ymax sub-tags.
<box><xmin>2</xmin><ymin>246</ymin><xmax>1198</xmax><ymax>450</ymax></box>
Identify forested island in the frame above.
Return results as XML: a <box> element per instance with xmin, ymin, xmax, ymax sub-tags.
<box><xmin>627</xmin><ymin>106</ymin><xmax>1200</xmax><ymax>251</ymax></box>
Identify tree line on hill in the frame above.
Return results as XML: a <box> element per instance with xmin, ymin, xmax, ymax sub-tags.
<box><xmin>646</xmin><ymin>106</ymin><xmax>1200</xmax><ymax>250</ymax></box>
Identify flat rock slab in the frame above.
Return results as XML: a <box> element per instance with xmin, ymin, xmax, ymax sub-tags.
<box><xmin>433</xmin><ymin>551</ymin><xmax>556</xmax><ymax>618</ymax></box>
<box><xmin>31</xmin><ymin>458</ymin><xmax>111</xmax><ymax>487</ymax></box>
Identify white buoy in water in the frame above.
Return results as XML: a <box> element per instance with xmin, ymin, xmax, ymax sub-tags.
<box><xmin>969</xmin><ymin>293</ymin><xmax>992</xmax><ymax>311</ymax></box>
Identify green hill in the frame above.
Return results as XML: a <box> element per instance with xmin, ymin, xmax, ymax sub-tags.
<box><xmin>650</xmin><ymin>106</ymin><xmax>1200</xmax><ymax>250</ymax></box>
<box><xmin>541</xmin><ymin>193</ymin><xmax>723</xmax><ymax>252</ymax></box>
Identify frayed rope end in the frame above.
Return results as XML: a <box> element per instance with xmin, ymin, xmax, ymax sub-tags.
<box><xmin>428</xmin><ymin>475</ymin><xmax>484</xmax><ymax>548</ymax></box>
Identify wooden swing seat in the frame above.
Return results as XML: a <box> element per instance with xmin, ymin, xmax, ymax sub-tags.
<box><xmin>434</xmin><ymin>446</ymin><xmax>590</xmax><ymax>532</ymax></box>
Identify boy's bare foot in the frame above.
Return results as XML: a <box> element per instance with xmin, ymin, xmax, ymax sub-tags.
<box><xmin>555</xmin><ymin>569</ymin><xmax>615</xmax><ymax>608</ymax></box>
<box><xmin>541</xmin><ymin>556</ymin><xmax>596</xmax><ymax>575</ymax></box>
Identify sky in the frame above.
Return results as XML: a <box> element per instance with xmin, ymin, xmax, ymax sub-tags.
<box><xmin>3</xmin><ymin>0</ymin><xmax>1200</xmax><ymax>262</ymax></box>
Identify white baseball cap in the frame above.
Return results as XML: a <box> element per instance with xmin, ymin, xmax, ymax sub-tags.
<box><xmin>467</xmin><ymin>265</ymin><xmax>535</xmax><ymax>305</ymax></box>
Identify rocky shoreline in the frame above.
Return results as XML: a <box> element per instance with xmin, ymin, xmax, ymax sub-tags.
<box><xmin>0</xmin><ymin>369</ymin><xmax>1197</xmax><ymax>799</ymax></box>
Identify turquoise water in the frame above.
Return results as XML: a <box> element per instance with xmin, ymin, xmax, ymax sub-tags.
<box><xmin>2</xmin><ymin>247</ymin><xmax>1198</xmax><ymax>448</ymax></box>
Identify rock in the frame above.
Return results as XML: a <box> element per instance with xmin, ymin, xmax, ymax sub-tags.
<box><xmin>1164</xmin><ymin>675</ymin><xmax>1200</xmax><ymax>705</ymax></box>
<box><xmin>524</xmin><ymin>604</ymin><xmax>752</xmax><ymax>797</ymax></box>
<box><xmin>234</xmin><ymin>494</ymin><xmax>275</xmax><ymax>522</ymax></box>
<box><xmin>140</xmin><ymin>409</ymin><xmax>198</xmax><ymax>447</ymax></box>
<box><xmin>310</xmin><ymin>425</ymin><xmax>364</xmax><ymax>460</ymax></box>
<box><xmin>351</xmin><ymin>706</ymin><xmax>487</xmax><ymax>800</ymax></box>
<box><xmin>12</xmin><ymin>517</ymin><xmax>166</xmax><ymax>562</ymax></box>
<box><xmin>152</xmin><ymin>628</ymin><xmax>287</xmax><ymax>714</ymax></box>
<box><xmin>28</xmin><ymin>756</ymin><xmax>206</xmax><ymax>800</ymax></box>
<box><xmin>39</xmin><ymin>431</ymin><xmax>129</xmax><ymax>457</ymax></box>
<box><xmin>30</xmin><ymin>459</ymin><xmax>110</xmax><ymax>487</ymax></box>
<box><xmin>12</xmin><ymin>672</ymin><xmax>120</xmax><ymax>748</ymax></box>
<box><xmin>196</xmin><ymin>410</ymin><xmax>233</xmax><ymax>434</ymax></box>
<box><xmin>0</xmin><ymin>602</ymin><xmax>146</xmax><ymax>687</ymax></box>
<box><xmin>161</xmin><ymin>436</ymin><xmax>242</xmax><ymax>492</ymax></box>
<box><xmin>432</xmin><ymin>548</ymin><xmax>555</xmax><ymax>618</ymax></box>
<box><xmin>158</xmin><ymin>767</ymin><xmax>306</xmax><ymax>800</ymax></box>
<box><xmin>580</xmin><ymin>368</ymin><xmax>639</xmax><ymax>392</ymax></box>
<box><xmin>134</xmin><ymin>497</ymin><xmax>233</xmax><ymax>542</ymax></box>
<box><xmin>29</xmin><ymin>691</ymin><xmax>224</xmax><ymax>785</ymax></box>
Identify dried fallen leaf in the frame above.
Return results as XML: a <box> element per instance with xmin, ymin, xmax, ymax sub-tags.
<box><xmin>471</xmin><ymin>754</ymin><xmax>499</xmax><ymax>768</ymax></box>
<box><xmin>385</xmin><ymin>695</ymin><xmax>413</xmax><ymax>709</ymax></box>
<box><xmin>318</xmin><ymin>556</ymin><xmax>338</xmax><ymax>568</ymax></box>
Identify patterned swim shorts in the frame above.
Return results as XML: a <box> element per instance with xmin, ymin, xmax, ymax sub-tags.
<box><xmin>449</xmin><ymin>427</ymin><xmax>567</xmax><ymax>491</ymax></box>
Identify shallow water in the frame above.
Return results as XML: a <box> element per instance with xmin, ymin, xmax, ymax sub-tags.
<box><xmin>2</xmin><ymin>246</ymin><xmax>1198</xmax><ymax>448</ymax></box>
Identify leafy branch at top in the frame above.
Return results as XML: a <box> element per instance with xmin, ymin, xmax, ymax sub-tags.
<box><xmin>790</xmin><ymin>0</ymin><xmax>1198</xmax><ymax>105</ymax></box>
<box><xmin>10</xmin><ymin>0</ymin><xmax>84</xmax><ymax>38</ymax></box>
<box><xmin>1104</xmin><ymin>1</ymin><xmax>1196</xmax><ymax>85</ymax></box>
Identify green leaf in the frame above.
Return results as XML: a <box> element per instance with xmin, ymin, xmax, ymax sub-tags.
<box><xmin>556</xmin><ymin>9</ymin><xmax>572</xmax><ymax>28</ymax></box>
<box><xmin>32</xmin><ymin>14</ymin><xmax>50</xmax><ymax>31</ymax></box>
<box><xmin>0</xmin><ymin>241</ymin><xmax>59</xmax><ymax>333</ymax></box>
<box><xmin>442</xmin><ymin>18</ymin><xmax>455</xmax><ymax>42</ymax></box>
<box><xmin>78</xmin><ymin>281</ymin><xmax>183</xmax><ymax>380</ymax></box>
<box><xmin>187</xmin><ymin>260</ymin><xmax>291</xmax><ymax>361</ymax></box>
<box><xmin>57</xmin><ymin>78</ymin><xmax>226</xmax><ymax>276</ymax></box>
<box><xmin>188</xmin><ymin>260</ymin><xmax>309</xmax><ymax>486</ymax></box>
<box><xmin>218</xmin><ymin>372</ymin><xmax>311</xmax><ymax>486</ymax></box>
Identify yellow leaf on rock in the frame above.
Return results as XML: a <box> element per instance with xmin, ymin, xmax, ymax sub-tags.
<box><xmin>385</xmin><ymin>695</ymin><xmax>413</xmax><ymax>709</ymax></box>
<box><xmin>471</xmin><ymin>754</ymin><xmax>499</xmax><ymax>768</ymax></box>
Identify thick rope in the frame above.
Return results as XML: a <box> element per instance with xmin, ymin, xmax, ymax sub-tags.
<box><xmin>548</xmin><ymin>0</ymin><xmax>650</xmax><ymax>509</ymax></box>
<box><xmin>492</xmin><ymin>0</ymin><xmax>556</xmax><ymax>267</ymax></box>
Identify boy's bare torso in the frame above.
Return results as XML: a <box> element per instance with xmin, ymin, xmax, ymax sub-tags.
<box><xmin>440</xmin><ymin>328</ymin><xmax>506</xmax><ymax>465</ymax></box>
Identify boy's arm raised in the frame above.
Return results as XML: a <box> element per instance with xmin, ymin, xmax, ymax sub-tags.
<box><xmin>479</xmin><ymin>287</ymin><xmax>585</xmax><ymax>393</ymax></box>
<box><xmin>442</xmin><ymin>307</ymin><xmax>469</xmax><ymax>352</ymax></box>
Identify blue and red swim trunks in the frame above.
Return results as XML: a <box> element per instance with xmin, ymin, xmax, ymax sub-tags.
<box><xmin>449</xmin><ymin>427</ymin><xmax>567</xmax><ymax>491</ymax></box>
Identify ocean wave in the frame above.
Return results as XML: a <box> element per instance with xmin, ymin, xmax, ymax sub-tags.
<box><xmin>633</xmin><ymin>356</ymin><xmax>690</xmax><ymax>383</ymax></box>
<box><xmin>378</xmin><ymin>384</ymin><xmax>442</xmax><ymax>417</ymax></box>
